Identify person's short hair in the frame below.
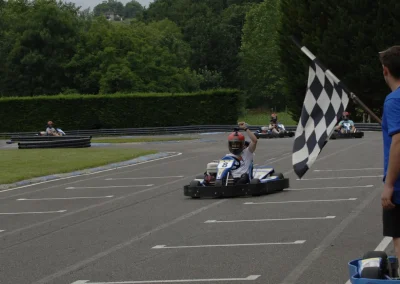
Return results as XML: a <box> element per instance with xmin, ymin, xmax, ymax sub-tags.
<box><xmin>379</xmin><ymin>46</ymin><xmax>400</xmax><ymax>79</ymax></box>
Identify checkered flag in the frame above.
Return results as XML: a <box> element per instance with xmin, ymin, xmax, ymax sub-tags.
<box><xmin>292</xmin><ymin>61</ymin><xmax>350</xmax><ymax>178</ymax></box>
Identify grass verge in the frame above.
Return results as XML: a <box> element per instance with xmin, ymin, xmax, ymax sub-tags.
<box><xmin>239</xmin><ymin>110</ymin><xmax>296</xmax><ymax>125</ymax></box>
<box><xmin>0</xmin><ymin>148</ymin><xmax>157</xmax><ymax>185</ymax></box>
<box><xmin>92</xmin><ymin>137</ymin><xmax>196</xmax><ymax>143</ymax></box>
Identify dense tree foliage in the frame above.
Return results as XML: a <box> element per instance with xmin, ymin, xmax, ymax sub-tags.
<box><xmin>0</xmin><ymin>0</ymin><xmax>396</xmax><ymax>122</ymax></box>
<box><xmin>278</xmin><ymin>0</ymin><xmax>399</xmax><ymax>120</ymax></box>
<box><xmin>239</xmin><ymin>0</ymin><xmax>284</xmax><ymax>109</ymax></box>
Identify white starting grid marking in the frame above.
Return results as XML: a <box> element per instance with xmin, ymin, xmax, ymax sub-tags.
<box><xmin>314</xmin><ymin>168</ymin><xmax>383</xmax><ymax>172</ymax></box>
<box><xmin>0</xmin><ymin>210</ymin><xmax>66</xmax><ymax>215</ymax></box>
<box><xmin>17</xmin><ymin>196</ymin><xmax>114</xmax><ymax>201</ymax></box>
<box><xmin>66</xmin><ymin>185</ymin><xmax>153</xmax><ymax>189</ymax></box>
<box><xmin>71</xmin><ymin>275</ymin><xmax>261</xmax><ymax>283</ymax></box>
<box><xmin>244</xmin><ymin>198</ymin><xmax>357</xmax><ymax>205</ymax></box>
<box><xmin>287</xmin><ymin>185</ymin><xmax>373</xmax><ymax>191</ymax></box>
<box><xmin>205</xmin><ymin>216</ymin><xmax>335</xmax><ymax>223</ymax></box>
<box><xmin>105</xmin><ymin>176</ymin><xmax>184</xmax><ymax>180</ymax></box>
<box><xmin>297</xmin><ymin>175</ymin><xmax>383</xmax><ymax>181</ymax></box>
<box><xmin>152</xmin><ymin>240</ymin><xmax>305</xmax><ymax>249</ymax></box>
<box><xmin>0</xmin><ymin>230</ymin><xmax>4</xmax><ymax>233</ymax></box>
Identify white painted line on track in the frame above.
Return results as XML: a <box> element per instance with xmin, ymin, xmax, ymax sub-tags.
<box><xmin>0</xmin><ymin>152</ymin><xmax>182</xmax><ymax>194</ymax></box>
<box><xmin>0</xmin><ymin>230</ymin><xmax>4</xmax><ymax>232</ymax></box>
<box><xmin>31</xmin><ymin>199</ymin><xmax>227</xmax><ymax>284</ymax></box>
<box><xmin>0</xmin><ymin>210</ymin><xmax>66</xmax><ymax>215</ymax></box>
<box><xmin>297</xmin><ymin>175</ymin><xmax>383</xmax><ymax>180</ymax></box>
<box><xmin>244</xmin><ymin>198</ymin><xmax>357</xmax><ymax>205</ymax></box>
<box><xmin>205</xmin><ymin>216</ymin><xmax>335</xmax><ymax>223</ymax></box>
<box><xmin>314</xmin><ymin>168</ymin><xmax>383</xmax><ymax>172</ymax></box>
<box><xmin>17</xmin><ymin>196</ymin><xmax>114</xmax><ymax>201</ymax></box>
<box><xmin>287</xmin><ymin>185</ymin><xmax>373</xmax><ymax>191</ymax></box>
<box><xmin>344</xmin><ymin>236</ymin><xmax>392</xmax><ymax>284</ymax></box>
<box><xmin>152</xmin><ymin>240</ymin><xmax>305</xmax><ymax>249</ymax></box>
<box><xmin>105</xmin><ymin>176</ymin><xmax>183</xmax><ymax>180</ymax></box>
<box><xmin>66</xmin><ymin>185</ymin><xmax>153</xmax><ymax>189</ymax></box>
<box><xmin>71</xmin><ymin>275</ymin><xmax>261</xmax><ymax>283</ymax></box>
<box><xmin>375</xmin><ymin>236</ymin><xmax>392</xmax><ymax>251</ymax></box>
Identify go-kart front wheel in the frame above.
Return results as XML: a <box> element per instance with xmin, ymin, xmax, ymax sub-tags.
<box><xmin>188</xmin><ymin>180</ymin><xmax>201</xmax><ymax>199</ymax></box>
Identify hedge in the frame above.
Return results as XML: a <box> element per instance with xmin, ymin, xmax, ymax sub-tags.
<box><xmin>0</xmin><ymin>89</ymin><xmax>241</xmax><ymax>132</ymax></box>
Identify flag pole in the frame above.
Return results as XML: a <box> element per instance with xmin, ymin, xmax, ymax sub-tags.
<box><xmin>290</xmin><ymin>36</ymin><xmax>382</xmax><ymax>125</ymax></box>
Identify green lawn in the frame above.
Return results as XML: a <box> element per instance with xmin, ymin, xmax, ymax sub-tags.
<box><xmin>92</xmin><ymin>137</ymin><xmax>196</xmax><ymax>143</ymax></box>
<box><xmin>239</xmin><ymin>110</ymin><xmax>296</xmax><ymax>126</ymax></box>
<box><xmin>0</xmin><ymin>148</ymin><xmax>157</xmax><ymax>185</ymax></box>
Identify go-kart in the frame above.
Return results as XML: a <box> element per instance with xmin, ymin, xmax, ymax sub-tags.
<box><xmin>254</xmin><ymin>123</ymin><xmax>295</xmax><ymax>139</ymax></box>
<box><xmin>38</xmin><ymin>128</ymin><xmax>66</xmax><ymax>136</ymax></box>
<box><xmin>348</xmin><ymin>251</ymin><xmax>400</xmax><ymax>283</ymax></box>
<box><xmin>183</xmin><ymin>155</ymin><xmax>289</xmax><ymax>199</ymax></box>
<box><xmin>330</xmin><ymin>122</ymin><xmax>364</xmax><ymax>139</ymax></box>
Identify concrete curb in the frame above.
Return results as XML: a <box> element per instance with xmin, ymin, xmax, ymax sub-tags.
<box><xmin>0</xmin><ymin>152</ymin><xmax>179</xmax><ymax>190</ymax></box>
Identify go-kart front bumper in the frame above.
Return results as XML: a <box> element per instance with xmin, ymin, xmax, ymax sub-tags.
<box><xmin>254</xmin><ymin>132</ymin><xmax>294</xmax><ymax>139</ymax></box>
<box><xmin>183</xmin><ymin>178</ymin><xmax>289</xmax><ymax>198</ymax></box>
<box><xmin>330</xmin><ymin>132</ymin><xmax>364</xmax><ymax>139</ymax></box>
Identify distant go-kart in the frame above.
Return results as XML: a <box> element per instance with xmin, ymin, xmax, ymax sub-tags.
<box><xmin>183</xmin><ymin>154</ymin><xmax>289</xmax><ymax>199</ymax></box>
<box><xmin>254</xmin><ymin>123</ymin><xmax>295</xmax><ymax>139</ymax></box>
<box><xmin>348</xmin><ymin>250</ymin><xmax>400</xmax><ymax>283</ymax></box>
<box><xmin>331</xmin><ymin>122</ymin><xmax>364</xmax><ymax>139</ymax></box>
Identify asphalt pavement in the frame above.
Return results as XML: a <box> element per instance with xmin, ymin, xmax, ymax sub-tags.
<box><xmin>0</xmin><ymin>131</ymin><xmax>389</xmax><ymax>284</ymax></box>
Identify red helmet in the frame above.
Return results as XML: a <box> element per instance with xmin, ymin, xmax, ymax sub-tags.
<box><xmin>228</xmin><ymin>131</ymin><xmax>245</xmax><ymax>155</ymax></box>
<box><xmin>342</xmin><ymin>111</ymin><xmax>350</xmax><ymax>120</ymax></box>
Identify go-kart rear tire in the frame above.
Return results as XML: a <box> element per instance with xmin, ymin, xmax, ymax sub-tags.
<box><xmin>272</xmin><ymin>172</ymin><xmax>284</xmax><ymax>179</ymax></box>
<box><xmin>363</xmin><ymin>251</ymin><xmax>391</xmax><ymax>276</ymax></box>
<box><xmin>361</xmin><ymin>267</ymin><xmax>384</xmax><ymax>279</ymax></box>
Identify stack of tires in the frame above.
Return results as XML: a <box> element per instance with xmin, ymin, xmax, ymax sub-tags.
<box><xmin>9</xmin><ymin>136</ymin><xmax>92</xmax><ymax>149</ymax></box>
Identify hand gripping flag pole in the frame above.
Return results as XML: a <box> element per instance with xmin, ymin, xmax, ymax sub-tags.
<box><xmin>290</xmin><ymin>36</ymin><xmax>381</xmax><ymax>179</ymax></box>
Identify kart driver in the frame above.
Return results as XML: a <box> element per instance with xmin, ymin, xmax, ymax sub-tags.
<box><xmin>268</xmin><ymin>113</ymin><xmax>280</xmax><ymax>134</ymax></box>
<box><xmin>226</xmin><ymin>122</ymin><xmax>258</xmax><ymax>184</ymax></box>
<box><xmin>45</xmin><ymin>121</ymin><xmax>63</xmax><ymax>136</ymax></box>
<box><xmin>335</xmin><ymin>111</ymin><xmax>356</xmax><ymax>133</ymax></box>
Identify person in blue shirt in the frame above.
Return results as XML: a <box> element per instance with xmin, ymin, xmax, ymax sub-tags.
<box><xmin>335</xmin><ymin>111</ymin><xmax>356</xmax><ymax>133</ymax></box>
<box><xmin>379</xmin><ymin>46</ymin><xmax>400</xmax><ymax>262</ymax></box>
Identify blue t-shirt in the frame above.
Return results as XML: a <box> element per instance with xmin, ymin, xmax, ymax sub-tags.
<box><xmin>382</xmin><ymin>87</ymin><xmax>400</xmax><ymax>204</ymax></box>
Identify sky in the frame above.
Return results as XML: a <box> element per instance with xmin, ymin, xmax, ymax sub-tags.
<box><xmin>67</xmin><ymin>0</ymin><xmax>153</xmax><ymax>10</ymax></box>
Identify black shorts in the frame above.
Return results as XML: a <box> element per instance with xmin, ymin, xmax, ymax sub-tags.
<box><xmin>383</xmin><ymin>204</ymin><xmax>400</xmax><ymax>238</ymax></box>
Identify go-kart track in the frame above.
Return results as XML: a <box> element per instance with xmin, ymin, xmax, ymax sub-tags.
<box><xmin>0</xmin><ymin>131</ymin><xmax>389</xmax><ymax>284</ymax></box>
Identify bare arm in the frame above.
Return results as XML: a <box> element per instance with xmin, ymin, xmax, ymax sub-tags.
<box><xmin>238</xmin><ymin>122</ymin><xmax>257</xmax><ymax>153</ymax></box>
<box><xmin>385</xmin><ymin>133</ymin><xmax>400</xmax><ymax>187</ymax></box>
<box><xmin>245</xmin><ymin>128</ymin><xmax>258</xmax><ymax>153</ymax></box>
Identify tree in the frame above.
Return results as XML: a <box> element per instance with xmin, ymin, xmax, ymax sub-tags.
<box><xmin>278</xmin><ymin>0</ymin><xmax>400</xmax><ymax>121</ymax></box>
<box><xmin>0</xmin><ymin>0</ymin><xmax>82</xmax><ymax>96</ymax></box>
<box><xmin>240</xmin><ymin>0</ymin><xmax>285</xmax><ymax>109</ymax></box>
<box><xmin>124</xmin><ymin>0</ymin><xmax>143</xmax><ymax>18</ymax></box>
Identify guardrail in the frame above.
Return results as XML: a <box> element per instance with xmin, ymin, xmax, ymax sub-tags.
<box><xmin>0</xmin><ymin>123</ymin><xmax>381</xmax><ymax>138</ymax></box>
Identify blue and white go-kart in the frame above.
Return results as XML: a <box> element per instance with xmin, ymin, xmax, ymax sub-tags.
<box><xmin>348</xmin><ymin>251</ymin><xmax>400</xmax><ymax>283</ymax></box>
<box><xmin>38</xmin><ymin>128</ymin><xmax>66</xmax><ymax>136</ymax></box>
<box><xmin>254</xmin><ymin>123</ymin><xmax>295</xmax><ymax>139</ymax></box>
<box><xmin>331</xmin><ymin>122</ymin><xmax>364</xmax><ymax>139</ymax></box>
<box><xmin>183</xmin><ymin>154</ymin><xmax>289</xmax><ymax>198</ymax></box>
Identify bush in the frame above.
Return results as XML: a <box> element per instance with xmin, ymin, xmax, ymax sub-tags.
<box><xmin>0</xmin><ymin>89</ymin><xmax>240</xmax><ymax>132</ymax></box>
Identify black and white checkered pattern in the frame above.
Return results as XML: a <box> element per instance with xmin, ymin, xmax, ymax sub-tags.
<box><xmin>292</xmin><ymin>61</ymin><xmax>350</xmax><ymax>178</ymax></box>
